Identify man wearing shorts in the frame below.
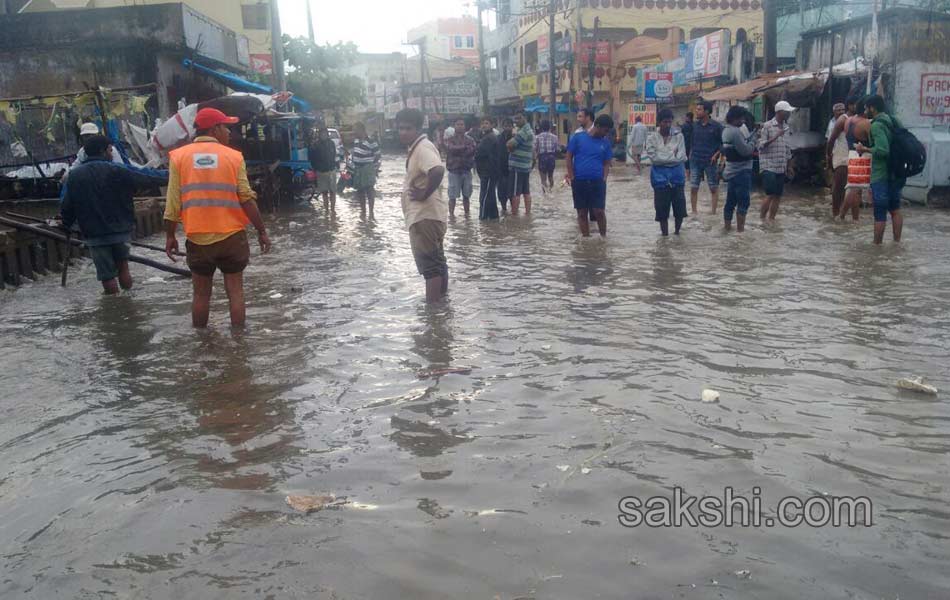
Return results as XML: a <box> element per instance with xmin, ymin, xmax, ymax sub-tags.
<box><xmin>688</xmin><ymin>100</ymin><xmax>723</xmax><ymax>215</ymax></box>
<box><xmin>397</xmin><ymin>108</ymin><xmax>449</xmax><ymax>303</ymax></box>
<box><xmin>857</xmin><ymin>95</ymin><xmax>905</xmax><ymax>244</ymax></box>
<box><xmin>565</xmin><ymin>114</ymin><xmax>613</xmax><ymax>237</ymax></box>
<box><xmin>506</xmin><ymin>112</ymin><xmax>534</xmax><ymax>214</ymax></box>
<box><xmin>444</xmin><ymin>117</ymin><xmax>476</xmax><ymax>217</ymax></box>
<box><xmin>164</xmin><ymin>108</ymin><xmax>271</xmax><ymax>328</ymax></box>
<box><xmin>309</xmin><ymin>126</ymin><xmax>339</xmax><ymax>211</ymax></box>
<box><xmin>61</xmin><ymin>135</ymin><xmax>166</xmax><ymax>294</ymax></box>
<box><xmin>534</xmin><ymin>119</ymin><xmax>559</xmax><ymax>193</ymax></box>
<box><xmin>758</xmin><ymin>101</ymin><xmax>795</xmax><ymax>222</ymax></box>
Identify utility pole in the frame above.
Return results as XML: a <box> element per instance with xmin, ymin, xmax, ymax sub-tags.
<box><xmin>587</xmin><ymin>16</ymin><xmax>599</xmax><ymax>110</ymax></box>
<box><xmin>270</xmin><ymin>0</ymin><xmax>286</xmax><ymax>92</ymax></box>
<box><xmin>828</xmin><ymin>31</ymin><xmax>836</xmax><ymax>118</ymax></box>
<box><xmin>306</xmin><ymin>0</ymin><xmax>315</xmax><ymax>44</ymax></box>
<box><xmin>419</xmin><ymin>38</ymin><xmax>428</xmax><ymax>115</ymax></box>
<box><xmin>477</xmin><ymin>1</ymin><xmax>490</xmax><ymax>116</ymax></box>
<box><xmin>866</xmin><ymin>0</ymin><xmax>878</xmax><ymax>95</ymax></box>
<box><xmin>763</xmin><ymin>0</ymin><xmax>777</xmax><ymax>73</ymax></box>
<box><xmin>548</xmin><ymin>0</ymin><xmax>557</xmax><ymax>128</ymax></box>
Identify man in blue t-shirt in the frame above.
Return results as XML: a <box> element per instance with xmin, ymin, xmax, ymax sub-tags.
<box><xmin>565</xmin><ymin>114</ymin><xmax>613</xmax><ymax>237</ymax></box>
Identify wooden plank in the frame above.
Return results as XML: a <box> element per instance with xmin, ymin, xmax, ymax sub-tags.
<box><xmin>2</xmin><ymin>247</ymin><xmax>18</xmax><ymax>287</ymax></box>
<box><xmin>45</xmin><ymin>239</ymin><xmax>63</xmax><ymax>273</ymax></box>
<box><xmin>15</xmin><ymin>246</ymin><xmax>35</xmax><ymax>281</ymax></box>
<box><xmin>30</xmin><ymin>243</ymin><xmax>48</xmax><ymax>276</ymax></box>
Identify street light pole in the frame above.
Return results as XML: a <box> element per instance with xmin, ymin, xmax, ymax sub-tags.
<box><xmin>306</xmin><ymin>0</ymin><xmax>315</xmax><ymax>44</ymax></box>
<box><xmin>587</xmin><ymin>16</ymin><xmax>599</xmax><ymax>110</ymax></box>
<box><xmin>477</xmin><ymin>1</ymin><xmax>490</xmax><ymax>116</ymax></box>
<box><xmin>270</xmin><ymin>0</ymin><xmax>286</xmax><ymax>92</ymax></box>
<box><xmin>548</xmin><ymin>0</ymin><xmax>557</xmax><ymax>129</ymax></box>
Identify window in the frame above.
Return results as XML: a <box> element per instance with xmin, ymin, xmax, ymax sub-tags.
<box><xmin>455</xmin><ymin>35</ymin><xmax>464</xmax><ymax>48</ymax></box>
<box><xmin>241</xmin><ymin>3</ymin><xmax>269</xmax><ymax>30</ymax></box>
<box><xmin>466</xmin><ymin>35</ymin><xmax>475</xmax><ymax>48</ymax></box>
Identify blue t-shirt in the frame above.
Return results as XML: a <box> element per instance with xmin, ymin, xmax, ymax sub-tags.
<box><xmin>567</xmin><ymin>132</ymin><xmax>612</xmax><ymax>180</ymax></box>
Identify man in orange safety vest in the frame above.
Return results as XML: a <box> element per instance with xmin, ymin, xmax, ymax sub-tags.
<box><xmin>164</xmin><ymin>108</ymin><xmax>272</xmax><ymax>328</ymax></box>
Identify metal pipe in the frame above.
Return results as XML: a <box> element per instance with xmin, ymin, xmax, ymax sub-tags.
<box><xmin>0</xmin><ymin>216</ymin><xmax>191</xmax><ymax>278</ymax></box>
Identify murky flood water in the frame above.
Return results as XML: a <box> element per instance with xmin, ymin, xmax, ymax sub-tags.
<box><xmin>2</xmin><ymin>156</ymin><xmax>949</xmax><ymax>599</ymax></box>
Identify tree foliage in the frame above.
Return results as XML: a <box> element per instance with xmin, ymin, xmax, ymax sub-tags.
<box><xmin>283</xmin><ymin>37</ymin><xmax>365</xmax><ymax>111</ymax></box>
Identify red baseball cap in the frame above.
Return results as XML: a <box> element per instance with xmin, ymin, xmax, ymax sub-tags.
<box><xmin>194</xmin><ymin>108</ymin><xmax>239</xmax><ymax>129</ymax></box>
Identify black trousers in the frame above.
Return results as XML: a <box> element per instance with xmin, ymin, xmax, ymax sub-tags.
<box><xmin>479</xmin><ymin>176</ymin><xmax>499</xmax><ymax>220</ymax></box>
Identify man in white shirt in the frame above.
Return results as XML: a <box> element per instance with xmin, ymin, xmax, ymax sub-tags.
<box><xmin>397</xmin><ymin>108</ymin><xmax>449</xmax><ymax>304</ymax></box>
<box><xmin>628</xmin><ymin>116</ymin><xmax>649</xmax><ymax>174</ymax></box>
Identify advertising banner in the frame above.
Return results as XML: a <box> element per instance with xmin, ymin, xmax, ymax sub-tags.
<box><xmin>629</xmin><ymin>103</ymin><xmax>657</xmax><ymax>127</ymax></box>
<box><xmin>645</xmin><ymin>72</ymin><xmax>674</xmax><ymax>104</ymax></box>
<box><xmin>684</xmin><ymin>30</ymin><xmax>729</xmax><ymax>81</ymax></box>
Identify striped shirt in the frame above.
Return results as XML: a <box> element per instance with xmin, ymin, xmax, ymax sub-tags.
<box><xmin>757</xmin><ymin>118</ymin><xmax>792</xmax><ymax>174</ymax></box>
<box><xmin>509</xmin><ymin>123</ymin><xmax>535</xmax><ymax>172</ymax></box>
<box><xmin>351</xmin><ymin>137</ymin><xmax>381</xmax><ymax>166</ymax></box>
<box><xmin>534</xmin><ymin>131</ymin><xmax>559</xmax><ymax>156</ymax></box>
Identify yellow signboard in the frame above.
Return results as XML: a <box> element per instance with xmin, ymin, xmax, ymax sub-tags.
<box><xmin>519</xmin><ymin>75</ymin><xmax>538</xmax><ymax>97</ymax></box>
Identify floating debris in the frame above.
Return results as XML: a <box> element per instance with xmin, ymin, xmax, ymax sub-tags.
<box><xmin>897</xmin><ymin>377</ymin><xmax>938</xmax><ymax>395</ymax></box>
<box><xmin>556</xmin><ymin>465</ymin><xmax>571</xmax><ymax>472</ymax></box>
<box><xmin>735</xmin><ymin>569</ymin><xmax>752</xmax><ymax>580</ymax></box>
<box><xmin>580</xmin><ymin>467</ymin><xmax>592</xmax><ymax>475</ymax></box>
<box><xmin>701</xmin><ymin>389</ymin><xmax>721</xmax><ymax>404</ymax></box>
<box><xmin>285</xmin><ymin>494</ymin><xmax>340</xmax><ymax>513</ymax></box>
<box><xmin>269</xmin><ymin>293</ymin><xmax>284</xmax><ymax>299</ymax></box>
<box><xmin>348</xmin><ymin>502</ymin><xmax>379</xmax><ymax>511</ymax></box>
<box><xmin>145</xmin><ymin>276</ymin><xmax>165</xmax><ymax>284</ymax></box>
<box><xmin>417</xmin><ymin>366</ymin><xmax>473</xmax><ymax>379</ymax></box>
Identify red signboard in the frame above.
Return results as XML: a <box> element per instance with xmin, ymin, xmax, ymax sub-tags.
<box><xmin>920</xmin><ymin>72</ymin><xmax>950</xmax><ymax>116</ymax></box>
<box><xmin>250</xmin><ymin>54</ymin><xmax>274</xmax><ymax>75</ymax></box>
<box><xmin>576</xmin><ymin>41</ymin><xmax>611</xmax><ymax>65</ymax></box>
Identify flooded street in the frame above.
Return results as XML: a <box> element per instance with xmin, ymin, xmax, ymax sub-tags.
<box><xmin>2</xmin><ymin>156</ymin><xmax>949</xmax><ymax>599</ymax></box>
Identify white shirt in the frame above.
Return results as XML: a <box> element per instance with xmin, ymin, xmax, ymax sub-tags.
<box><xmin>630</xmin><ymin>122</ymin><xmax>648</xmax><ymax>147</ymax></box>
<box><xmin>402</xmin><ymin>135</ymin><xmax>448</xmax><ymax>228</ymax></box>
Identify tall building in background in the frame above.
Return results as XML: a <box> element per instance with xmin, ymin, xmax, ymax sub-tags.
<box><xmin>407</xmin><ymin>16</ymin><xmax>480</xmax><ymax>66</ymax></box>
<box><xmin>13</xmin><ymin>0</ymin><xmax>283</xmax><ymax>75</ymax></box>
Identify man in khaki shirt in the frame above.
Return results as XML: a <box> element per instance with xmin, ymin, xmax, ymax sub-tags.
<box><xmin>396</xmin><ymin>108</ymin><xmax>448</xmax><ymax>303</ymax></box>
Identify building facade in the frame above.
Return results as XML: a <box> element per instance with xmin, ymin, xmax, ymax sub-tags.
<box><xmin>407</xmin><ymin>16</ymin><xmax>480</xmax><ymax>66</ymax></box>
<box><xmin>507</xmin><ymin>1</ymin><xmax>763</xmax><ymax>124</ymax></box>
<box><xmin>12</xmin><ymin>0</ymin><xmax>284</xmax><ymax>75</ymax></box>
<box><xmin>800</xmin><ymin>8</ymin><xmax>950</xmax><ymax>205</ymax></box>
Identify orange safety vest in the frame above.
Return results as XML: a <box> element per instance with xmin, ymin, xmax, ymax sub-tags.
<box><xmin>170</xmin><ymin>141</ymin><xmax>250</xmax><ymax>236</ymax></box>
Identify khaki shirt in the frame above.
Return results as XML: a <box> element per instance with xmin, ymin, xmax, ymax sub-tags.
<box><xmin>402</xmin><ymin>135</ymin><xmax>447</xmax><ymax>228</ymax></box>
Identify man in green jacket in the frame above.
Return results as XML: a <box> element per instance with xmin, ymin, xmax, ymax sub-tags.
<box><xmin>856</xmin><ymin>95</ymin><xmax>904</xmax><ymax>244</ymax></box>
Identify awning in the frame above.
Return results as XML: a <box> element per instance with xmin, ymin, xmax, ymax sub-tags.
<box><xmin>701</xmin><ymin>74</ymin><xmax>790</xmax><ymax>102</ymax></box>
<box><xmin>182</xmin><ymin>59</ymin><xmax>313</xmax><ymax>113</ymax></box>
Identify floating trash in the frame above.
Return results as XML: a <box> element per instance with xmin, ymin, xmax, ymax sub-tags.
<box><xmin>285</xmin><ymin>494</ymin><xmax>339</xmax><ymax>513</ymax></box>
<box><xmin>897</xmin><ymin>377</ymin><xmax>938</xmax><ymax>395</ymax></box>
<box><xmin>417</xmin><ymin>366</ymin><xmax>473</xmax><ymax>379</ymax></box>
<box><xmin>556</xmin><ymin>465</ymin><xmax>570</xmax><ymax>472</ymax></box>
<box><xmin>735</xmin><ymin>569</ymin><xmax>752</xmax><ymax>580</ymax></box>
<box><xmin>701</xmin><ymin>389</ymin><xmax>721</xmax><ymax>403</ymax></box>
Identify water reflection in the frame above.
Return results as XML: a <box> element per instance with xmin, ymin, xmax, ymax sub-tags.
<box><xmin>168</xmin><ymin>335</ymin><xmax>303</xmax><ymax>491</ymax></box>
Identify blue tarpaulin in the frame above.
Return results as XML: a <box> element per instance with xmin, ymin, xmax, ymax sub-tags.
<box><xmin>524</xmin><ymin>97</ymin><xmax>607</xmax><ymax>114</ymax></box>
<box><xmin>182</xmin><ymin>59</ymin><xmax>313</xmax><ymax>113</ymax></box>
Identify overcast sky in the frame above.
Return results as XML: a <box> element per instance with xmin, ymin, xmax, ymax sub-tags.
<box><xmin>278</xmin><ymin>0</ymin><xmax>476</xmax><ymax>54</ymax></box>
